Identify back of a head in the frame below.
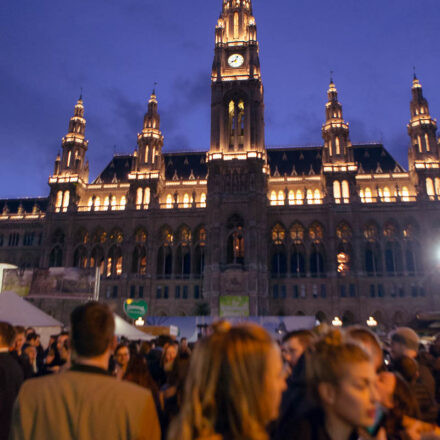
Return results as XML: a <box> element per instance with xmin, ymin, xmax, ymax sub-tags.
<box><xmin>170</xmin><ymin>322</ymin><xmax>274</xmax><ymax>440</ymax></box>
<box><xmin>70</xmin><ymin>302</ymin><xmax>114</xmax><ymax>358</ymax></box>
<box><xmin>393</xmin><ymin>356</ymin><xmax>419</xmax><ymax>385</ymax></box>
<box><xmin>0</xmin><ymin>321</ymin><xmax>16</xmax><ymax>347</ymax></box>
<box><xmin>307</xmin><ymin>329</ymin><xmax>371</xmax><ymax>400</ymax></box>
<box><xmin>282</xmin><ymin>329</ymin><xmax>316</xmax><ymax>348</ymax></box>
<box><xmin>391</xmin><ymin>327</ymin><xmax>419</xmax><ymax>354</ymax></box>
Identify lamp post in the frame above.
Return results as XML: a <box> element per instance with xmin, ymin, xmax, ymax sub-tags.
<box><xmin>135</xmin><ymin>317</ymin><xmax>145</xmax><ymax>327</ymax></box>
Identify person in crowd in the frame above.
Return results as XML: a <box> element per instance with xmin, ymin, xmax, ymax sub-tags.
<box><xmin>140</xmin><ymin>341</ymin><xmax>152</xmax><ymax>358</ymax></box>
<box><xmin>161</xmin><ymin>341</ymin><xmax>178</xmax><ymax>376</ymax></box>
<box><xmin>11</xmin><ymin>326</ymin><xmax>26</xmax><ymax>358</ymax></box>
<box><xmin>285</xmin><ymin>329</ymin><xmax>378</xmax><ymax>440</ymax></box>
<box><xmin>22</xmin><ymin>344</ymin><xmax>39</xmax><ymax>378</ymax></box>
<box><xmin>25</xmin><ymin>327</ymin><xmax>35</xmax><ymax>337</ymax></box>
<box><xmin>179</xmin><ymin>337</ymin><xmax>191</xmax><ymax>357</ymax></box>
<box><xmin>0</xmin><ymin>322</ymin><xmax>23</xmax><ymax>440</ymax></box>
<box><xmin>168</xmin><ymin>322</ymin><xmax>286</xmax><ymax>440</ymax></box>
<box><xmin>281</xmin><ymin>329</ymin><xmax>315</xmax><ymax>375</ymax></box>
<box><xmin>114</xmin><ymin>343</ymin><xmax>131</xmax><ymax>380</ymax></box>
<box><xmin>273</xmin><ymin>330</ymin><xmax>316</xmax><ymax>439</ymax></box>
<box><xmin>147</xmin><ymin>335</ymin><xmax>172</xmax><ymax>387</ymax></box>
<box><xmin>347</xmin><ymin>326</ymin><xmax>384</xmax><ymax>373</ymax></box>
<box><xmin>10</xmin><ymin>301</ymin><xmax>160</xmax><ymax>440</ymax></box>
<box><xmin>390</xmin><ymin>327</ymin><xmax>438</xmax><ymax>424</ymax></box>
<box><xmin>58</xmin><ymin>339</ymin><xmax>72</xmax><ymax>373</ymax></box>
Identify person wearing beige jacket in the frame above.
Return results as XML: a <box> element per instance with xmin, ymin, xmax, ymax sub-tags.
<box><xmin>9</xmin><ymin>302</ymin><xmax>161</xmax><ymax>440</ymax></box>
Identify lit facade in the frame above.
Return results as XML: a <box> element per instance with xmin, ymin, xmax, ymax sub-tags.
<box><xmin>1</xmin><ymin>0</ymin><xmax>440</xmax><ymax>327</ymax></box>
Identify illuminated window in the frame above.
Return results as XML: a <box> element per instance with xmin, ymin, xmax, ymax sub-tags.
<box><xmin>166</xmin><ymin>194</ymin><xmax>173</xmax><ymax>209</ymax></box>
<box><xmin>307</xmin><ymin>189</ymin><xmax>314</xmax><ymax>205</ymax></box>
<box><xmin>418</xmin><ymin>136</ymin><xmax>422</xmax><ymax>153</ymax></box>
<box><xmin>365</xmin><ymin>187</ymin><xmax>372</xmax><ymax>203</ymax></box>
<box><xmin>296</xmin><ymin>190</ymin><xmax>303</xmax><ymax>205</ymax></box>
<box><xmin>309</xmin><ymin>222</ymin><xmax>324</xmax><ymax>243</ymax></box>
<box><xmin>272</xmin><ymin>224</ymin><xmax>286</xmax><ymax>245</ymax></box>
<box><xmin>55</xmin><ymin>191</ymin><xmax>63</xmax><ymax>212</ymax></box>
<box><xmin>94</xmin><ymin>197</ymin><xmax>101</xmax><ymax>211</ymax></box>
<box><xmin>335</xmin><ymin>136</ymin><xmax>340</xmax><ymax>155</ymax></box>
<box><xmin>436</xmin><ymin>178</ymin><xmax>440</xmax><ymax>196</ymax></box>
<box><xmin>183</xmin><ymin>193</ymin><xmax>190</xmax><ymax>208</ymax></box>
<box><xmin>200</xmin><ymin>193</ymin><xmax>207</xmax><ymax>208</ymax></box>
<box><xmin>278</xmin><ymin>190</ymin><xmax>285</xmax><ymax>206</ymax></box>
<box><xmin>143</xmin><ymin>188</ymin><xmax>150</xmax><ymax>207</ymax></box>
<box><xmin>383</xmin><ymin>187</ymin><xmax>391</xmax><ymax>202</ymax></box>
<box><xmin>360</xmin><ymin>189</ymin><xmax>365</xmax><ymax>203</ymax></box>
<box><xmin>62</xmin><ymin>191</ymin><xmax>70</xmax><ymax>212</ymax></box>
<box><xmin>104</xmin><ymin>196</ymin><xmax>109</xmax><ymax>211</ymax></box>
<box><xmin>270</xmin><ymin>191</ymin><xmax>277</xmax><ymax>206</ymax></box>
<box><xmin>135</xmin><ymin>228</ymin><xmax>147</xmax><ymax>243</ymax></box>
<box><xmin>337</xmin><ymin>222</ymin><xmax>352</xmax><ymax>242</ymax></box>
<box><xmin>333</xmin><ymin>181</ymin><xmax>341</xmax><ymax>203</ymax></box>
<box><xmin>342</xmin><ymin>180</ymin><xmax>349</xmax><ymax>203</ymax></box>
<box><xmin>120</xmin><ymin>196</ymin><xmax>126</xmax><ymax>210</ymax></box>
<box><xmin>337</xmin><ymin>252</ymin><xmax>350</xmax><ymax>276</ymax></box>
<box><xmin>364</xmin><ymin>223</ymin><xmax>378</xmax><ymax>242</ymax></box>
<box><xmin>87</xmin><ymin>197</ymin><xmax>93</xmax><ymax>211</ymax></box>
<box><xmin>152</xmin><ymin>147</ymin><xmax>156</xmax><ymax>164</ymax></box>
<box><xmin>425</xmin><ymin>133</ymin><xmax>430</xmax><ymax>152</ymax></box>
<box><xmin>314</xmin><ymin>189</ymin><xmax>321</xmax><ymax>204</ymax></box>
<box><xmin>426</xmin><ymin>178</ymin><xmax>435</xmax><ymax>197</ymax></box>
<box><xmin>383</xmin><ymin>223</ymin><xmax>397</xmax><ymax>240</ymax></box>
<box><xmin>110</xmin><ymin>228</ymin><xmax>124</xmax><ymax>244</ymax></box>
<box><xmin>288</xmin><ymin>190</ymin><xmax>295</xmax><ymax>205</ymax></box>
<box><xmin>67</xmin><ymin>151</ymin><xmax>72</xmax><ymax>167</ymax></box>
<box><xmin>111</xmin><ymin>196</ymin><xmax>117</xmax><ymax>210</ymax></box>
<box><xmin>136</xmin><ymin>188</ymin><xmax>143</xmax><ymax>207</ymax></box>
<box><xmin>401</xmin><ymin>186</ymin><xmax>410</xmax><ymax>202</ymax></box>
<box><xmin>145</xmin><ymin>146</ymin><xmax>149</xmax><ymax>163</ymax></box>
<box><xmin>290</xmin><ymin>223</ymin><xmax>305</xmax><ymax>244</ymax></box>
<box><xmin>233</xmin><ymin>11</ymin><xmax>239</xmax><ymax>39</ymax></box>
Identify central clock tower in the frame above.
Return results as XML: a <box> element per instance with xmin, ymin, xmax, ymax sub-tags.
<box><xmin>209</xmin><ymin>0</ymin><xmax>265</xmax><ymax>156</ymax></box>
<box><xmin>205</xmin><ymin>0</ymin><xmax>269</xmax><ymax>316</ymax></box>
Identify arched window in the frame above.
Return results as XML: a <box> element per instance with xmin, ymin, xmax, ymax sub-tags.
<box><xmin>134</xmin><ymin>227</ymin><xmax>147</xmax><ymax>244</ymax></box>
<box><xmin>228</xmin><ymin>99</ymin><xmax>245</xmax><ymax>150</ymax></box>
<box><xmin>314</xmin><ymin>189</ymin><xmax>321</xmax><ymax>204</ymax></box>
<box><xmin>132</xmin><ymin>246</ymin><xmax>147</xmax><ymax>274</ymax></box>
<box><xmin>436</xmin><ymin>178</ymin><xmax>440</xmax><ymax>196</ymax></box>
<box><xmin>62</xmin><ymin>191</ymin><xmax>70</xmax><ymax>212</ymax></box>
<box><xmin>365</xmin><ymin>187</ymin><xmax>372</xmax><ymax>203</ymax></box>
<box><xmin>92</xmin><ymin>228</ymin><xmax>106</xmax><ymax>244</ymax></box>
<box><xmin>94</xmin><ymin>197</ymin><xmax>101</xmax><ymax>211</ymax></box>
<box><xmin>157</xmin><ymin>226</ymin><xmax>173</xmax><ymax>278</ymax></box>
<box><xmin>183</xmin><ymin>193</ymin><xmax>190</xmax><ymax>208</ymax></box>
<box><xmin>290</xmin><ymin>222</ymin><xmax>305</xmax><ymax>243</ymax></box>
<box><xmin>175</xmin><ymin>225</ymin><xmax>192</xmax><ymax>278</ymax></box>
<box><xmin>87</xmin><ymin>197</ymin><xmax>93</xmax><ymax>211</ymax></box>
<box><xmin>271</xmin><ymin>224</ymin><xmax>285</xmax><ymax>245</ymax></box>
<box><xmin>120</xmin><ymin>196</ymin><xmax>127</xmax><ymax>210</ymax></box>
<box><xmin>90</xmin><ymin>246</ymin><xmax>105</xmax><ymax>274</ymax></box>
<box><xmin>55</xmin><ymin>191</ymin><xmax>63</xmax><ymax>212</ymax></box>
<box><xmin>365</xmin><ymin>242</ymin><xmax>382</xmax><ymax>276</ymax></box>
<box><xmin>333</xmin><ymin>180</ymin><xmax>341</xmax><ymax>204</ymax></box>
<box><xmin>288</xmin><ymin>190</ymin><xmax>295</xmax><ymax>205</ymax></box>
<box><xmin>426</xmin><ymin>178</ymin><xmax>435</xmax><ymax>198</ymax></box>
<box><xmin>136</xmin><ymin>188</ymin><xmax>143</xmax><ymax>208</ymax></box>
<box><xmin>166</xmin><ymin>194</ymin><xmax>173</xmax><ymax>209</ymax></box>
<box><xmin>200</xmin><ymin>193</ymin><xmax>207</xmax><ymax>208</ymax></box>
<box><xmin>107</xmin><ymin>246</ymin><xmax>123</xmax><ymax>277</ymax></box>
<box><xmin>49</xmin><ymin>246</ymin><xmax>63</xmax><ymax>267</ymax></box>
<box><xmin>111</xmin><ymin>196</ymin><xmax>117</xmax><ymax>211</ymax></box>
<box><xmin>307</xmin><ymin>189</ymin><xmax>314</xmax><ymax>204</ymax></box>
<box><xmin>109</xmin><ymin>228</ymin><xmax>123</xmax><ymax>244</ymax></box>
<box><xmin>194</xmin><ymin>225</ymin><xmax>206</xmax><ymax>277</ymax></box>
<box><xmin>401</xmin><ymin>186</ymin><xmax>410</xmax><ymax>202</ymax></box>
<box><xmin>270</xmin><ymin>191</ymin><xmax>277</xmax><ymax>206</ymax></box>
<box><xmin>309</xmin><ymin>222</ymin><xmax>324</xmax><ymax>243</ymax></box>
<box><xmin>342</xmin><ymin>180</ymin><xmax>349</xmax><ymax>203</ymax></box>
<box><xmin>73</xmin><ymin>246</ymin><xmax>88</xmax><ymax>268</ymax></box>
<box><xmin>336</xmin><ymin>222</ymin><xmax>353</xmax><ymax>276</ymax></box>
<box><xmin>103</xmin><ymin>196</ymin><xmax>109</xmax><ymax>211</ymax></box>
<box><xmin>227</xmin><ymin>215</ymin><xmax>245</xmax><ymax>265</ymax></box>
<box><xmin>271</xmin><ymin>224</ymin><xmax>286</xmax><ymax>278</ymax></box>
<box><xmin>383</xmin><ymin>187</ymin><xmax>391</xmax><ymax>203</ymax></box>
<box><xmin>278</xmin><ymin>191</ymin><xmax>285</xmax><ymax>206</ymax></box>
<box><xmin>385</xmin><ymin>242</ymin><xmax>403</xmax><ymax>276</ymax></box>
<box><xmin>296</xmin><ymin>190</ymin><xmax>303</xmax><ymax>205</ymax></box>
<box><xmin>310</xmin><ymin>244</ymin><xmax>325</xmax><ymax>277</ymax></box>
<box><xmin>74</xmin><ymin>228</ymin><xmax>88</xmax><ymax>245</ymax></box>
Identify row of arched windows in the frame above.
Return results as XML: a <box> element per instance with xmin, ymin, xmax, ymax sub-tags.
<box><xmin>426</xmin><ymin>177</ymin><xmax>440</xmax><ymax>199</ymax></box>
<box><xmin>270</xmin><ymin>189</ymin><xmax>322</xmax><ymax>206</ymax></box>
<box><xmin>165</xmin><ymin>193</ymin><xmax>207</xmax><ymax>209</ymax></box>
<box><xmin>55</xmin><ymin>190</ymin><xmax>70</xmax><ymax>213</ymax></box>
<box><xmin>87</xmin><ymin>195</ymin><xmax>127</xmax><ymax>211</ymax></box>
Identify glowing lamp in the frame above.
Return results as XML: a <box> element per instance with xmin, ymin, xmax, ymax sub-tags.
<box><xmin>332</xmin><ymin>317</ymin><xmax>343</xmax><ymax>327</ymax></box>
<box><xmin>366</xmin><ymin>316</ymin><xmax>378</xmax><ymax>327</ymax></box>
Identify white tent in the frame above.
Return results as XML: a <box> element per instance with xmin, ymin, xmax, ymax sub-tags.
<box><xmin>0</xmin><ymin>291</ymin><xmax>63</xmax><ymax>346</ymax></box>
<box><xmin>114</xmin><ymin>314</ymin><xmax>154</xmax><ymax>341</ymax></box>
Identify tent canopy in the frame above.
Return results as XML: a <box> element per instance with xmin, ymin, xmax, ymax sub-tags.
<box><xmin>114</xmin><ymin>314</ymin><xmax>154</xmax><ymax>341</ymax></box>
<box><xmin>0</xmin><ymin>291</ymin><xmax>63</xmax><ymax>327</ymax></box>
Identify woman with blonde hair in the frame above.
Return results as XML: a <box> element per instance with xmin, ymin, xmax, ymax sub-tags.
<box><xmin>168</xmin><ymin>322</ymin><xmax>286</xmax><ymax>440</ymax></box>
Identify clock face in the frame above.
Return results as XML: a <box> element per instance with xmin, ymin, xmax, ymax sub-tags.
<box><xmin>228</xmin><ymin>54</ymin><xmax>244</xmax><ymax>68</ymax></box>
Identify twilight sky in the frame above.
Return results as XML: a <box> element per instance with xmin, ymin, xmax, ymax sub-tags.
<box><xmin>0</xmin><ymin>0</ymin><xmax>439</xmax><ymax>198</ymax></box>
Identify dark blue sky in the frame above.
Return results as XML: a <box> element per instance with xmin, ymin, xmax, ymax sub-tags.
<box><xmin>1</xmin><ymin>0</ymin><xmax>439</xmax><ymax>198</ymax></box>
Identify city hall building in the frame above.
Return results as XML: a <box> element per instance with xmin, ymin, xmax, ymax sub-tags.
<box><xmin>1</xmin><ymin>0</ymin><xmax>440</xmax><ymax>327</ymax></box>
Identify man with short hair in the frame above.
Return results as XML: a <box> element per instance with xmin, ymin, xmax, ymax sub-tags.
<box><xmin>281</xmin><ymin>329</ymin><xmax>315</xmax><ymax>371</ymax></box>
<box><xmin>0</xmin><ymin>321</ymin><xmax>23</xmax><ymax>440</ymax></box>
<box><xmin>10</xmin><ymin>302</ymin><xmax>161</xmax><ymax>440</ymax></box>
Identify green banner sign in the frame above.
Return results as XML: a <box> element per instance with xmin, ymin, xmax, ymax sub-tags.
<box><xmin>123</xmin><ymin>299</ymin><xmax>148</xmax><ymax>320</ymax></box>
<box><xmin>219</xmin><ymin>296</ymin><xmax>250</xmax><ymax>318</ymax></box>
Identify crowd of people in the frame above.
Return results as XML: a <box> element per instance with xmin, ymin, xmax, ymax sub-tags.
<box><xmin>2</xmin><ymin>302</ymin><xmax>440</xmax><ymax>439</ymax></box>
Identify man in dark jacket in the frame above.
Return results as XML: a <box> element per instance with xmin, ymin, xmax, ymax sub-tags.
<box><xmin>0</xmin><ymin>321</ymin><xmax>23</xmax><ymax>440</ymax></box>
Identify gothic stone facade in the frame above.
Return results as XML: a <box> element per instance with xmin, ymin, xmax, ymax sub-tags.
<box><xmin>1</xmin><ymin>0</ymin><xmax>440</xmax><ymax>327</ymax></box>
